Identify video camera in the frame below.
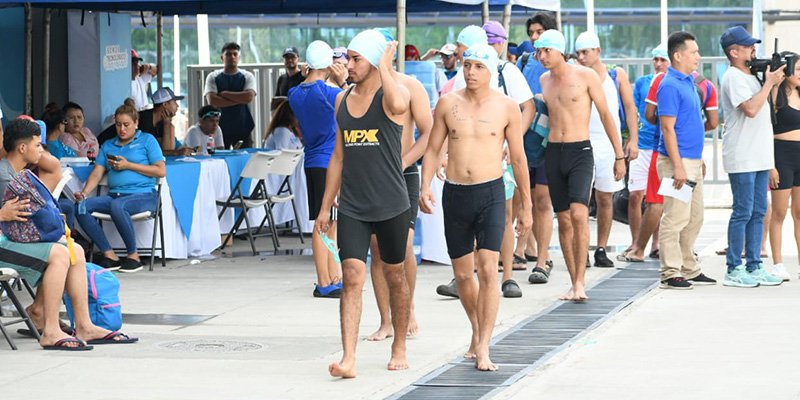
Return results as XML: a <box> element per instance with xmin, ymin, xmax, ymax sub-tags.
<box><xmin>748</xmin><ymin>38</ymin><xmax>798</xmax><ymax>84</ymax></box>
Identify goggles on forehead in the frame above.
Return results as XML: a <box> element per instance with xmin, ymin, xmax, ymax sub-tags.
<box><xmin>464</xmin><ymin>48</ymin><xmax>492</xmax><ymax>60</ymax></box>
<box><xmin>486</xmin><ymin>32</ymin><xmax>508</xmax><ymax>40</ymax></box>
<box><xmin>202</xmin><ymin>110</ymin><xmax>222</xmax><ymax>119</ymax></box>
<box><xmin>333</xmin><ymin>51</ymin><xmax>348</xmax><ymax>59</ymax></box>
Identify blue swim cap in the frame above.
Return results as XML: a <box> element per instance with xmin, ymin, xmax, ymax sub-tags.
<box><xmin>457</xmin><ymin>25</ymin><xmax>488</xmax><ymax>48</ymax></box>
<box><xmin>651</xmin><ymin>43</ymin><xmax>669</xmax><ymax>60</ymax></box>
<box><xmin>306</xmin><ymin>40</ymin><xmax>333</xmax><ymax>70</ymax></box>
<box><xmin>348</xmin><ymin>29</ymin><xmax>388</xmax><ymax>68</ymax></box>
<box><xmin>534</xmin><ymin>30</ymin><xmax>566</xmax><ymax>54</ymax></box>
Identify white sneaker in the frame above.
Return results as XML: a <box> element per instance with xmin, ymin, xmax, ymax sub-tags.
<box><xmin>771</xmin><ymin>263</ymin><xmax>791</xmax><ymax>282</ymax></box>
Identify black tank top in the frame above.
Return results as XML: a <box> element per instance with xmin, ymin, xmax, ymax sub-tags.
<box><xmin>774</xmin><ymin>105</ymin><xmax>800</xmax><ymax>135</ymax></box>
<box><xmin>336</xmin><ymin>87</ymin><xmax>409</xmax><ymax>221</ymax></box>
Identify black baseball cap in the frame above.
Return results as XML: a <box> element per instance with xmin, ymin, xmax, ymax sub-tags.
<box><xmin>282</xmin><ymin>47</ymin><xmax>299</xmax><ymax>57</ymax></box>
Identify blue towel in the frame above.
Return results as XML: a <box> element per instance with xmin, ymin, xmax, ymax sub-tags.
<box><xmin>164</xmin><ymin>160</ymin><xmax>201</xmax><ymax>237</ymax></box>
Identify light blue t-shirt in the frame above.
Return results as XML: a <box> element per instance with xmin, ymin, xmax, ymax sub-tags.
<box><xmin>47</xmin><ymin>140</ymin><xmax>77</xmax><ymax>159</ymax></box>
<box><xmin>656</xmin><ymin>67</ymin><xmax>704</xmax><ymax>159</ymax></box>
<box><xmin>288</xmin><ymin>80</ymin><xmax>341</xmax><ymax>169</ymax></box>
<box><xmin>633</xmin><ymin>74</ymin><xmax>656</xmax><ymax>151</ymax></box>
<box><xmin>97</xmin><ymin>131</ymin><xmax>165</xmax><ymax>194</ymax></box>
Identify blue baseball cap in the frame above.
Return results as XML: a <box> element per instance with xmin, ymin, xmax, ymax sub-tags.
<box><xmin>534</xmin><ymin>30</ymin><xmax>566</xmax><ymax>54</ymax></box>
<box><xmin>720</xmin><ymin>26</ymin><xmax>761</xmax><ymax>50</ymax></box>
<box><xmin>516</xmin><ymin>41</ymin><xmax>535</xmax><ymax>55</ymax></box>
<box><xmin>457</xmin><ymin>25</ymin><xmax>488</xmax><ymax>48</ymax></box>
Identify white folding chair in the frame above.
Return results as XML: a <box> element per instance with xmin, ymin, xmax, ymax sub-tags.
<box><xmin>216</xmin><ymin>151</ymin><xmax>279</xmax><ymax>256</ymax></box>
<box><xmin>90</xmin><ymin>176</ymin><xmax>166</xmax><ymax>271</ymax></box>
<box><xmin>253</xmin><ymin>149</ymin><xmax>305</xmax><ymax>248</ymax></box>
<box><xmin>52</xmin><ymin>169</ymin><xmax>73</xmax><ymax>199</ymax></box>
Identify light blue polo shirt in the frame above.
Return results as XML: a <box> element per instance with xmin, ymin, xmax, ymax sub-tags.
<box><xmin>97</xmin><ymin>130</ymin><xmax>165</xmax><ymax>194</ymax></box>
<box><xmin>656</xmin><ymin>67</ymin><xmax>704</xmax><ymax>159</ymax></box>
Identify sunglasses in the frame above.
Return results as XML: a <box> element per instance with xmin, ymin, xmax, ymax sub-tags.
<box><xmin>202</xmin><ymin>111</ymin><xmax>222</xmax><ymax>119</ymax></box>
<box><xmin>333</xmin><ymin>51</ymin><xmax>348</xmax><ymax>59</ymax></box>
<box><xmin>440</xmin><ymin>53</ymin><xmax>454</xmax><ymax>59</ymax></box>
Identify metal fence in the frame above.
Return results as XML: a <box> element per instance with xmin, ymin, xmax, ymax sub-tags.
<box><xmin>187</xmin><ymin>57</ymin><xmax>731</xmax><ymax>182</ymax></box>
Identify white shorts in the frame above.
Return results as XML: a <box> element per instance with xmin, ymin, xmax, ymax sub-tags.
<box><xmin>589</xmin><ymin>130</ymin><xmax>624</xmax><ymax>193</ymax></box>
<box><xmin>627</xmin><ymin>149</ymin><xmax>652</xmax><ymax>192</ymax></box>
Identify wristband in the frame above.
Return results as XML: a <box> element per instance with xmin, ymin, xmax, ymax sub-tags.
<box><xmin>615</xmin><ymin>156</ymin><xmax>625</xmax><ymax>160</ymax></box>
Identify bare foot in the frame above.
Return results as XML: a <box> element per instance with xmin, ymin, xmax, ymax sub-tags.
<box><xmin>329</xmin><ymin>361</ymin><xmax>357</xmax><ymax>379</ymax></box>
<box><xmin>559</xmin><ymin>288</ymin><xmax>575</xmax><ymax>301</ymax></box>
<box><xmin>387</xmin><ymin>354</ymin><xmax>409</xmax><ymax>371</ymax></box>
<box><xmin>407</xmin><ymin>315</ymin><xmax>419</xmax><ymax>337</ymax></box>
<box><xmin>573</xmin><ymin>286</ymin><xmax>589</xmax><ymax>302</ymax></box>
<box><xmin>366</xmin><ymin>325</ymin><xmax>394</xmax><ymax>341</ymax></box>
<box><xmin>464</xmin><ymin>332</ymin><xmax>480</xmax><ymax>359</ymax></box>
<box><xmin>75</xmin><ymin>326</ymin><xmax>114</xmax><ymax>343</ymax></box>
<box><xmin>475</xmin><ymin>352</ymin><xmax>498</xmax><ymax>371</ymax></box>
<box><xmin>39</xmin><ymin>331</ymin><xmax>80</xmax><ymax>348</ymax></box>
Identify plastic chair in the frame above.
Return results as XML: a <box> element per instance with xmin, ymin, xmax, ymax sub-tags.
<box><xmin>253</xmin><ymin>149</ymin><xmax>305</xmax><ymax>248</ymax></box>
<box><xmin>52</xmin><ymin>169</ymin><xmax>73</xmax><ymax>199</ymax></box>
<box><xmin>0</xmin><ymin>269</ymin><xmax>40</xmax><ymax>350</ymax></box>
<box><xmin>216</xmin><ymin>151</ymin><xmax>280</xmax><ymax>256</ymax></box>
<box><xmin>90</xmin><ymin>176</ymin><xmax>166</xmax><ymax>271</ymax></box>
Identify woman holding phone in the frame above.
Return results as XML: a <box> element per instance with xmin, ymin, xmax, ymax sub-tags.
<box><xmin>75</xmin><ymin>102</ymin><xmax>166</xmax><ymax>273</ymax></box>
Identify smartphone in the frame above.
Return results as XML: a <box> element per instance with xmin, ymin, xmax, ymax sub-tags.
<box><xmin>107</xmin><ymin>154</ymin><xmax>119</xmax><ymax>161</ymax></box>
<box><xmin>233</xmin><ymin>140</ymin><xmax>244</xmax><ymax>150</ymax></box>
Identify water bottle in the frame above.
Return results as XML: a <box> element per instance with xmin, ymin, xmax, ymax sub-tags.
<box><xmin>207</xmin><ymin>135</ymin><xmax>215</xmax><ymax>155</ymax></box>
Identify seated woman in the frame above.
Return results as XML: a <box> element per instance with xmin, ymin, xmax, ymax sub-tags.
<box><xmin>40</xmin><ymin>103</ymin><xmax>77</xmax><ymax>159</ymax></box>
<box><xmin>184</xmin><ymin>105</ymin><xmax>225</xmax><ymax>155</ymax></box>
<box><xmin>0</xmin><ymin>118</ymin><xmax>137</xmax><ymax>350</ymax></box>
<box><xmin>75</xmin><ymin>102</ymin><xmax>166</xmax><ymax>273</ymax></box>
<box><xmin>263</xmin><ymin>99</ymin><xmax>303</xmax><ymax>150</ymax></box>
<box><xmin>60</xmin><ymin>102</ymin><xmax>100</xmax><ymax>157</ymax></box>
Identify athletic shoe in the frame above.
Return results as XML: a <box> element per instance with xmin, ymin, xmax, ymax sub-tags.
<box><xmin>501</xmin><ymin>279</ymin><xmax>522</xmax><ymax>298</ymax></box>
<box><xmin>117</xmin><ymin>258</ymin><xmax>142</xmax><ymax>273</ymax></box>
<box><xmin>594</xmin><ymin>247</ymin><xmax>615</xmax><ymax>268</ymax></box>
<box><xmin>313</xmin><ymin>283</ymin><xmax>341</xmax><ymax>298</ymax></box>
<box><xmin>659</xmin><ymin>277</ymin><xmax>693</xmax><ymax>290</ymax></box>
<box><xmin>748</xmin><ymin>266</ymin><xmax>783</xmax><ymax>286</ymax></box>
<box><xmin>770</xmin><ymin>263</ymin><xmax>790</xmax><ymax>282</ymax></box>
<box><xmin>687</xmin><ymin>273</ymin><xmax>716</xmax><ymax>286</ymax></box>
<box><xmin>723</xmin><ymin>266</ymin><xmax>759</xmax><ymax>288</ymax></box>
<box><xmin>436</xmin><ymin>279</ymin><xmax>459</xmax><ymax>298</ymax></box>
<box><xmin>528</xmin><ymin>260</ymin><xmax>553</xmax><ymax>284</ymax></box>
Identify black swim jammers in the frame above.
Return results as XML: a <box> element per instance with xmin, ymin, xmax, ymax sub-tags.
<box><xmin>404</xmin><ymin>165</ymin><xmax>420</xmax><ymax>230</ymax></box>
<box><xmin>337</xmin><ymin>211</ymin><xmax>410</xmax><ymax>265</ymax></box>
<box><xmin>442</xmin><ymin>177</ymin><xmax>506</xmax><ymax>260</ymax></box>
<box><xmin>545</xmin><ymin>140</ymin><xmax>595</xmax><ymax>213</ymax></box>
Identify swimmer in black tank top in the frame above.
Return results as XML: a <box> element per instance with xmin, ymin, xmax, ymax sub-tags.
<box><xmin>315</xmin><ymin>30</ymin><xmax>412</xmax><ymax>379</ymax></box>
<box><xmin>420</xmin><ymin>43</ymin><xmax>532</xmax><ymax>372</ymax></box>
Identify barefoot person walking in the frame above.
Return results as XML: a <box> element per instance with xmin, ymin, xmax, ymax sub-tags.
<box><xmin>316</xmin><ymin>30</ymin><xmax>412</xmax><ymax>378</ymax></box>
<box><xmin>537</xmin><ymin>30</ymin><xmax>625</xmax><ymax>300</ymax></box>
<box><xmin>420</xmin><ymin>43</ymin><xmax>532</xmax><ymax>371</ymax></box>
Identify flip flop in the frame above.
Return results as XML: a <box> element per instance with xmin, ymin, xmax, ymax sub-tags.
<box><xmin>715</xmin><ymin>248</ymin><xmax>727</xmax><ymax>255</ymax></box>
<box><xmin>524</xmin><ymin>254</ymin><xmax>538</xmax><ymax>262</ymax></box>
<box><xmin>648</xmin><ymin>249</ymin><xmax>660</xmax><ymax>259</ymax></box>
<box><xmin>86</xmin><ymin>331</ymin><xmax>139</xmax><ymax>345</ymax></box>
<box><xmin>42</xmin><ymin>337</ymin><xmax>93</xmax><ymax>351</ymax></box>
<box><xmin>616</xmin><ymin>252</ymin><xmax>644</xmax><ymax>263</ymax></box>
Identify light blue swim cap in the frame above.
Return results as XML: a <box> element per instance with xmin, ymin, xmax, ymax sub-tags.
<box><xmin>375</xmin><ymin>28</ymin><xmax>395</xmax><ymax>42</ymax></box>
<box><xmin>651</xmin><ymin>43</ymin><xmax>669</xmax><ymax>60</ymax></box>
<box><xmin>348</xmin><ymin>29</ymin><xmax>388</xmax><ymax>68</ymax></box>
<box><xmin>457</xmin><ymin>25</ymin><xmax>488</xmax><ymax>48</ymax></box>
<box><xmin>463</xmin><ymin>43</ymin><xmax>499</xmax><ymax>77</ymax></box>
<box><xmin>306</xmin><ymin>40</ymin><xmax>333</xmax><ymax>70</ymax></box>
<box><xmin>534</xmin><ymin>30</ymin><xmax>566</xmax><ymax>54</ymax></box>
<box><xmin>574</xmin><ymin>31</ymin><xmax>600</xmax><ymax>51</ymax></box>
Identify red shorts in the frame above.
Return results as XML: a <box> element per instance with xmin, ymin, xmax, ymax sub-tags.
<box><xmin>645</xmin><ymin>152</ymin><xmax>664</xmax><ymax>204</ymax></box>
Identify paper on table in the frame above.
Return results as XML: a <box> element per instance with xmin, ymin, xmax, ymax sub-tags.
<box><xmin>175</xmin><ymin>157</ymin><xmax>203</xmax><ymax>162</ymax></box>
<box><xmin>658</xmin><ymin>178</ymin><xmax>693</xmax><ymax>203</ymax></box>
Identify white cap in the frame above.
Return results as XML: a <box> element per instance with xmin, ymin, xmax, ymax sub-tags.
<box><xmin>306</xmin><ymin>40</ymin><xmax>333</xmax><ymax>70</ymax></box>
<box><xmin>575</xmin><ymin>31</ymin><xmax>601</xmax><ymax>51</ymax></box>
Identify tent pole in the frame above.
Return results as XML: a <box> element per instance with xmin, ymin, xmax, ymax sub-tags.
<box><xmin>502</xmin><ymin>3</ymin><xmax>512</xmax><ymax>58</ymax></box>
<box><xmin>556</xmin><ymin>10</ymin><xmax>562</xmax><ymax>30</ymax></box>
<box><xmin>43</xmin><ymin>8</ymin><xmax>51</xmax><ymax>109</ymax></box>
<box><xmin>173</xmin><ymin>15</ymin><xmax>181</xmax><ymax>96</ymax></box>
<box><xmin>157</xmin><ymin>12</ymin><xmax>163</xmax><ymax>88</ymax></box>
<box><xmin>197</xmin><ymin>14</ymin><xmax>210</xmax><ymax>64</ymax></box>
<box><xmin>397</xmin><ymin>0</ymin><xmax>406</xmax><ymax>73</ymax></box>
<box><xmin>482</xmin><ymin>0</ymin><xmax>489</xmax><ymax>24</ymax></box>
<box><xmin>587</xmin><ymin>0</ymin><xmax>595</xmax><ymax>32</ymax></box>
<box><xmin>660</xmin><ymin>0</ymin><xmax>668</xmax><ymax>45</ymax></box>
<box><xmin>24</xmin><ymin>3</ymin><xmax>32</xmax><ymax>115</ymax></box>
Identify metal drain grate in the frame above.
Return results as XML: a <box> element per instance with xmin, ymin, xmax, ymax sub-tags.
<box><xmin>156</xmin><ymin>339</ymin><xmax>264</xmax><ymax>353</ymax></box>
<box><xmin>389</xmin><ymin>264</ymin><xmax>660</xmax><ymax>400</ymax></box>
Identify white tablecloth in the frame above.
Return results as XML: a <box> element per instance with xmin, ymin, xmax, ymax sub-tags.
<box><xmin>65</xmin><ymin>156</ymin><xmax>313</xmax><ymax>259</ymax></box>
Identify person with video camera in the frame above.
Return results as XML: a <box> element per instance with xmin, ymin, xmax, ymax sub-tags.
<box><xmin>719</xmin><ymin>26</ymin><xmax>785</xmax><ymax>288</ymax></box>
